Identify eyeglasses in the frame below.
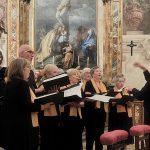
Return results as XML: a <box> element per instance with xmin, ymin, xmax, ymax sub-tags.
<box><xmin>25</xmin><ymin>50</ymin><xmax>35</xmax><ymax>54</ymax></box>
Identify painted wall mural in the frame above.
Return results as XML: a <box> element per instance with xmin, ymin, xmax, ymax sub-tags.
<box><xmin>123</xmin><ymin>0</ymin><xmax>150</xmax><ymax>35</ymax></box>
<box><xmin>34</xmin><ymin>0</ymin><xmax>97</xmax><ymax>69</ymax></box>
<box><xmin>0</xmin><ymin>0</ymin><xmax>7</xmax><ymax>67</ymax></box>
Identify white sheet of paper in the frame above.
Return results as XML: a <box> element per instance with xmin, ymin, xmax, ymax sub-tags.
<box><xmin>64</xmin><ymin>83</ymin><xmax>82</xmax><ymax>98</ymax></box>
<box><xmin>87</xmin><ymin>94</ymin><xmax>114</xmax><ymax>102</ymax></box>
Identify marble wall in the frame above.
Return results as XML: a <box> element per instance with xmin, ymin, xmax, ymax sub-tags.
<box><xmin>122</xmin><ymin>0</ymin><xmax>150</xmax><ymax>89</ymax></box>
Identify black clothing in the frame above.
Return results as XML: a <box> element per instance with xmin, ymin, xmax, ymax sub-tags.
<box><xmin>62</xmin><ymin>105</ymin><xmax>83</xmax><ymax>150</ymax></box>
<box><xmin>137</xmin><ymin>69</ymin><xmax>150</xmax><ymax>128</ymax></box>
<box><xmin>84</xmin><ymin>80</ymin><xmax>106</xmax><ymax>150</ymax></box>
<box><xmin>143</xmin><ymin>70</ymin><xmax>150</xmax><ymax>81</ymax></box>
<box><xmin>0</xmin><ymin>67</ymin><xmax>6</xmax><ymax>148</ymax></box>
<box><xmin>132</xmin><ymin>70</ymin><xmax>150</xmax><ymax>111</ymax></box>
<box><xmin>3</xmin><ymin>79</ymin><xmax>41</xmax><ymax>150</ymax></box>
<box><xmin>132</xmin><ymin>80</ymin><xmax>150</xmax><ymax>123</ymax></box>
<box><xmin>40</xmin><ymin>115</ymin><xmax>62</xmax><ymax>150</ymax></box>
<box><xmin>107</xmin><ymin>86</ymin><xmax>133</xmax><ymax>144</ymax></box>
<box><xmin>28</xmin><ymin>70</ymin><xmax>37</xmax><ymax>93</ymax></box>
<box><xmin>0</xmin><ymin>67</ymin><xmax>6</xmax><ymax>79</ymax></box>
<box><xmin>132</xmin><ymin>70</ymin><xmax>150</xmax><ymax>146</ymax></box>
<box><xmin>0</xmin><ymin>67</ymin><xmax>6</xmax><ymax>97</ymax></box>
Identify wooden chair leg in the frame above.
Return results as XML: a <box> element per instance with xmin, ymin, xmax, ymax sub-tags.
<box><xmin>135</xmin><ymin>136</ymin><xmax>140</xmax><ymax>150</ymax></box>
<box><xmin>145</xmin><ymin>134</ymin><xmax>149</xmax><ymax>150</ymax></box>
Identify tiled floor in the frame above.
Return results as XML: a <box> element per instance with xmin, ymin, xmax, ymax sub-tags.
<box><xmin>82</xmin><ymin>142</ymin><xmax>135</xmax><ymax>150</ymax></box>
<box><xmin>0</xmin><ymin>145</ymin><xmax>135</xmax><ymax>150</ymax></box>
<box><xmin>0</xmin><ymin>129</ymin><xmax>135</xmax><ymax>150</ymax></box>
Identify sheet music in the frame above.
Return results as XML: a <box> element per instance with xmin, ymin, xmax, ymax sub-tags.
<box><xmin>87</xmin><ymin>94</ymin><xmax>114</xmax><ymax>102</ymax></box>
<box><xmin>64</xmin><ymin>83</ymin><xmax>82</xmax><ymax>98</ymax></box>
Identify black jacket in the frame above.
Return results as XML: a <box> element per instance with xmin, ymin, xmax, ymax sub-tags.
<box><xmin>3</xmin><ymin>78</ymin><xmax>41</xmax><ymax>150</ymax></box>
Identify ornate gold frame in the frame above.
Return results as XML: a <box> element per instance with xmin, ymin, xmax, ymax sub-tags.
<box><xmin>132</xmin><ymin>101</ymin><xmax>144</xmax><ymax>125</ymax></box>
<box><xmin>7</xmin><ymin>0</ymin><xmax>30</xmax><ymax>65</ymax></box>
<box><xmin>7</xmin><ymin>0</ymin><xmax>19</xmax><ymax>64</ymax></box>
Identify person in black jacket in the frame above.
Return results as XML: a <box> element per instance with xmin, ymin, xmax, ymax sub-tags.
<box><xmin>19</xmin><ymin>45</ymin><xmax>44</xmax><ymax>149</ymax></box>
<box><xmin>19</xmin><ymin>44</ymin><xmax>37</xmax><ymax>91</ymax></box>
<box><xmin>128</xmin><ymin>62</ymin><xmax>150</xmax><ymax>146</ymax></box>
<box><xmin>107</xmin><ymin>74</ymin><xmax>134</xmax><ymax>144</ymax></box>
<box><xmin>84</xmin><ymin>66</ymin><xmax>107</xmax><ymax>150</ymax></box>
<box><xmin>129</xmin><ymin>62</ymin><xmax>150</xmax><ymax>125</ymax></box>
<box><xmin>3</xmin><ymin>58</ymin><xmax>50</xmax><ymax>150</ymax></box>
<box><xmin>0</xmin><ymin>50</ymin><xmax>6</xmax><ymax>148</ymax></box>
<box><xmin>0</xmin><ymin>50</ymin><xmax>6</xmax><ymax>97</ymax></box>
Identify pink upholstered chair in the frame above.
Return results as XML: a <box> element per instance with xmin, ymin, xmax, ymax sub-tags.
<box><xmin>100</xmin><ymin>130</ymin><xmax>128</xmax><ymax>150</ymax></box>
<box><xmin>130</xmin><ymin>125</ymin><xmax>150</xmax><ymax>150</ymax></box>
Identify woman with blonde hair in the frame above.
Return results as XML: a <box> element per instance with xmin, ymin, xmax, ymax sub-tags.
<box><xmin>107</xmin><ymin>74</ymin><xmax>134</xmax><ymax>144</ymax></box>
<box><xmin>3</xmin><ymin>58</ymin><xmax>50</xmax><ymax>150</ymax></box>
<box><xmin>61</xmin><ymin>68</ymin><xmax>83</xmax><ymax>150</ymax></box>
<box><xmin>84</xmin><ymin>66</ymin><xmax>107</xmax><ymax>150</ymax></box>
<box><xmin>39</xmin><ymin>64</ymin><xmax>63</xmax><ymax>150</ymax></box>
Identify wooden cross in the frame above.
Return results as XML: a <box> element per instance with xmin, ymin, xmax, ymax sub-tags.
<box><xmin>127</xmin><ymin>41</ymin><xmax>137</xmax><ymax>56</ymax></box>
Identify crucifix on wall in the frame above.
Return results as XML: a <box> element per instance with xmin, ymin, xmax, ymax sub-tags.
<box><xmin>127</xmin><ymin>41</ymin><xmax>137</xmax><ymax>56</ymax></box>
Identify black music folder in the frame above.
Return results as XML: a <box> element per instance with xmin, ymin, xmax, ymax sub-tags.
<box><xmin>42</xmin><ymin>73</ymin><xmax>70</xmax><ymax>91</ymax></box>
<box><xmin>0</xmin><ymin>96</ymin><xmax>4</xmax><ymax>106</ymax></box>
<box><xmin>34</xmin><ymin>92</ymin><xmax>63</xmax><ymax>104</ymax></box>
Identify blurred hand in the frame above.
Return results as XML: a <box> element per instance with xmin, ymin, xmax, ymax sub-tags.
<box><xmin>127</xmin><ymin>86</ymin><xmax>134</xmax><ymax>92</ymax></box>
<box><xmin>133</xmin><ymin>62</ymin><xmax>147</xmax><ymax>71</ymax></box>
<box><xmin>122</xmin><ymin>87</ymin><xmax>129</xmax><ymax>95</ymax></box>
<box><xmin>49</xmin><ymin>85</ymin><xmax>60</xmax><ymax>93</ymax></box>
<box><xmin>35</xmin><ymin>85</ymin><xmax>44</xmax><ymax>93</ymax></box>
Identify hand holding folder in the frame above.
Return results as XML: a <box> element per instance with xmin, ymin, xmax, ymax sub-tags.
<box><xmin>42</xmin><ymin>73</ymin><xmax>70</xmax><ymax>91</ymax></box>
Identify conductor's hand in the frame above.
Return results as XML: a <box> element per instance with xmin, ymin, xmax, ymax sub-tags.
<box><xmin>127</xmin><ymin>86</ymin><xmax>134</xmax><ymax>92</ymax></box>
<box><xmin>35</xmin><ymin>85</ymin><xmax>45</xmax><ymax>93</ymax></box>
<box><xmin>133</xmin><ymin>62</ymin><xmax>147</xmax><ymax>71</ymax></box>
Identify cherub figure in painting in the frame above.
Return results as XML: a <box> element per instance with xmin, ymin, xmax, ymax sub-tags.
<box><xmin>62</xmin><ymin>41</ymin><xmax>73</xmax><ymax>69</ymax></box>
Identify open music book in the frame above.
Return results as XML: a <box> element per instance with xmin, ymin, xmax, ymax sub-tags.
<box><xmin>61</xmin><ymin>83</ymin><xmax>83</xmax><ymax>104</ymax></box>
<box><xmin>34</xmin><ymin>92</ymin><xmax>63</xmax><ymax>104</ymax></box>
<box><xmin>86</xmin><ymin>94</ymin><xmax>114</xmax><ymax>103</ymax></box>
<box><xmin>64</xmin><ymin>83</ymin><xmax>82</xmax><ymax>98</ymax></box>
<box><xmin>42</xmin><ymin>73</ymin><xmax>70</xmax><ymax>91</ymax></box>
